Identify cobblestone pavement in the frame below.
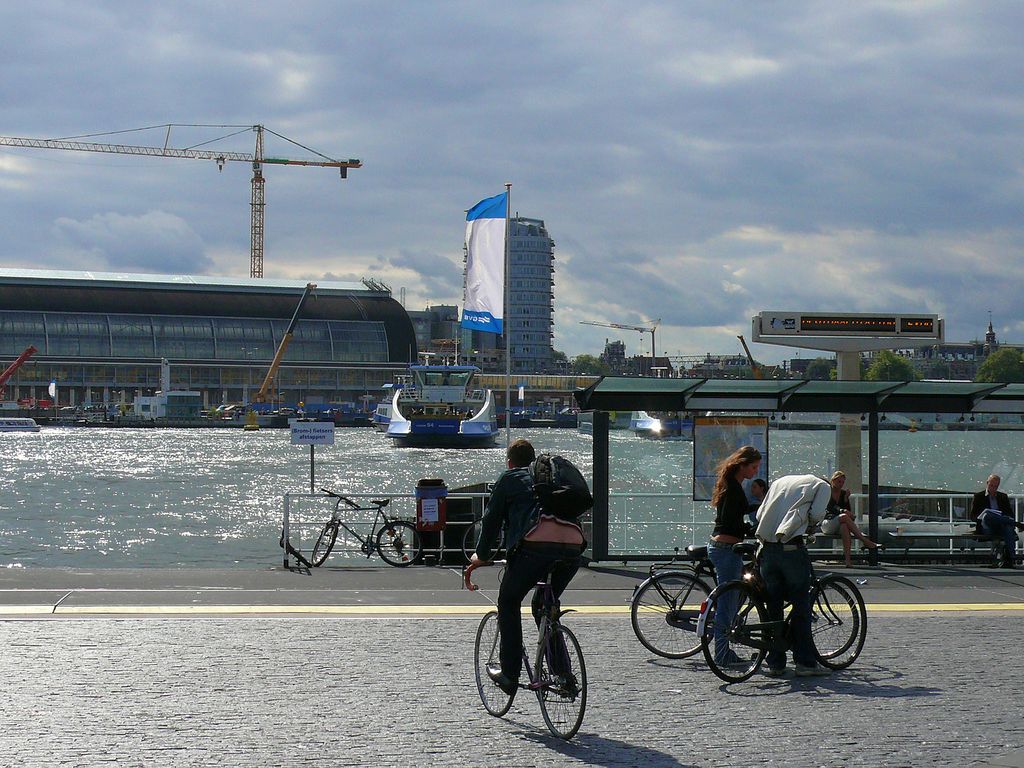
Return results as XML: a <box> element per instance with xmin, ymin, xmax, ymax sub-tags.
<box><xmin>0</xmin><ymin>612</ymin><xmax>1021</xmax><ymax>767</ymax></box>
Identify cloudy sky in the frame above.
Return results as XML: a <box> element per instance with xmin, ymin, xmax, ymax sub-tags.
<box><xmin>2</xmin><ymin>1</ymin><xmax>1023</xmax><ymax>363</ymax></box>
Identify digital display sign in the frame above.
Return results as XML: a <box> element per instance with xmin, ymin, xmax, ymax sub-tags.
<box><xmin>756</xmin><ymin>312</ymin><xmax>940</xmax><ymax>338</ymax></box>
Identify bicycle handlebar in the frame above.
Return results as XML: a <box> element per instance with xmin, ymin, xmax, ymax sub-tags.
<box><xmin>318</xmin><ymin>488</ymin><xmax>364</xmax><ymax>510</ymax></box>
<box><xmin>463</xmin><ymin>559</ymin><xmax>507</xmax><ymax>591</ymax></box>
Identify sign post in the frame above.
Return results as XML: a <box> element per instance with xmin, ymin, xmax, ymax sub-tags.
<box><xmin>290</xmin><ymin>421</ymin><xmax>335</xmax><ymax>493</ymax></box>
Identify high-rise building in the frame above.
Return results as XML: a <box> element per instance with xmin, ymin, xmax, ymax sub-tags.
<box><xmin>462</xmin><ymin>215</ymin><xmax>555</xmax><ymax>374</ymax></box>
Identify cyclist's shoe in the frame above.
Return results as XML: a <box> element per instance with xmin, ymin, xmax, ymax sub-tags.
<box><xmin>794</xmin><ymin>663</ymin><xmax>832</xmax><ymax>677</ymax></box>
<box><xmin>763</xmin><ymin>665</ymin><xmax>787</xmax><ymax>677</ymax></box>
<box><xmin>486</xmin><ymin>664</ymin><xmax>518</xmax><ymax>696</ymax></box>
<box><xmin>551</xmin><ymin>673</ymin><xmax>579</xmax><ymax>699</ymax></box>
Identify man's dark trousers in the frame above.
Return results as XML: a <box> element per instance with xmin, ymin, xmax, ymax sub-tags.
<box><xmin>496</xmin><ymin>542</ymin><xmax>581</xmax><ymax>681</ymax></box>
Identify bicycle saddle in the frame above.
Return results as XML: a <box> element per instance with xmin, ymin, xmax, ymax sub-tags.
<box><xmin>372</xmin><ymin>499</ymin><xmax>390</xmax><ymax>508</ymax></box>
<box><xmin>733</xmin><ymin>542</ymin><xmax>758</xmax><ymax>559</ymax></box>
<box><xmin>685</xmin><ymin>544</ymin><xmax>708</xmax><ymax>560</ymax></box>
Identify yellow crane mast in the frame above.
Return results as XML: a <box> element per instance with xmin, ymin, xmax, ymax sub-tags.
<box><xmin>0</xmin><ymin>124</ymin><xmax>361</xmax><ymax>278</ymax></box>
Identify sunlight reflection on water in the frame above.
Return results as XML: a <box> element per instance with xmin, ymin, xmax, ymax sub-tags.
<box><xmin>0</xmin><ymin>425</ymin><xmax>1021</xmax><ymax>567</ymax></box>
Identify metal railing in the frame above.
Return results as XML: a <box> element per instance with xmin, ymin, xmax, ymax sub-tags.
<box><xmin>605</xmin><ymin>491</ymin><xmax>1024</xmax><ymax>559</ymax></box>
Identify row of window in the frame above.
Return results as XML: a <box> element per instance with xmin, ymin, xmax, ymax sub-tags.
<box><xmin>0</xmin><ymin>311</ymin><xmax>388</xmax><ymax>363</ymax></box>
<box><xmin>6</xmin><ymin>363</ymin><xmax>400</xmax><ymax>391</ymax></box>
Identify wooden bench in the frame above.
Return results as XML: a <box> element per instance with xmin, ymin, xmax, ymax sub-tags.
<box><xmin>885</xmin><ymin>529</ymin><xmax>1004</xmax><ymax>563</ymax></box>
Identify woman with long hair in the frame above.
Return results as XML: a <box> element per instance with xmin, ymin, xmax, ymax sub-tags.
<box><xmin>708</xmin><ymin>444</ymin><xmax>762</xmax><ymax>665</ymax></box>
<box><xmin>820</xmin><ymin>470</ymin><xmax>879</xmax><ymax>567</ymax></box>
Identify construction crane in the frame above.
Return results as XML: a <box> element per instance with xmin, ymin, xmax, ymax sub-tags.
<box><xmin>0</xmin><ymin>124</ymin><xmax>361</xmax><ymax>278</ymax></box>
<box><xmin>737</xmin><ymin>335</ymin><xmax>763</xmax><ymax>379</ymax></box>
<box><xmin>580</xmin><ymin>318</ymin><xmax>661</xmax><ymax>360</ymax></box>
<box><xmin>0</xmin><ymin>346</ymin><xmax>37</xmax><ymax>400</ymax></box>
<box><xmin>737</xmin><ymin>335</ymin><xmax>783</xmax><ymax>379</ymax></box>
<box><xmin>251</xmin><ymin>282</ymin><xmax>317</xmax><ymax>404</ymax></box>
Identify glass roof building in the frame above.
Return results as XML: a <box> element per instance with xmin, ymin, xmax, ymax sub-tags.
<box><xmin>0</xmin><ymin>269</ymin><xmax>417</xmax><ymax>409</ymax></box>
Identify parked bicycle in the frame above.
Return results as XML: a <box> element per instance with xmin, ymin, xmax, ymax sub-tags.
<box><xmin>311</xmin><ymin>489</ymin><xmax>422</xmax><ymax>567</ymax></box>
<box><xmin>466</xmin><ymin>560</ymin><xmax>587</xmax><ymax>740</ymax></box>
<box><xmin>460</xmin><ymin>518</ymin><xmax>506</xmax><ymax>564</ymax></box>
<box><xmin>629</xmin><ymin>545</ymin><xmax>717</xmax><ymax>659</ymax></box>
<box><xmin>697</xmin><ymin>542</ymin><xmax>868</xmax><ymax>683</ymax></box>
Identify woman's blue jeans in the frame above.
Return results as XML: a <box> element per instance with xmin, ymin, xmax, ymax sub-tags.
<box><xmin>708</xmin><ymin>541</ymin><xmax>743</xmax><ymax>662</ymax></box>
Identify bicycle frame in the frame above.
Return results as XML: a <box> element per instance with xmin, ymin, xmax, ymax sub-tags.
<box><xmin>520</xmin><ymin>580</ymin><xmax>573</xmax><ymax>691</ymax></box>
<box><xmin>329</xmin><ymin>497</ymin><xmax>390</xmax><ymax>554</ymax></box>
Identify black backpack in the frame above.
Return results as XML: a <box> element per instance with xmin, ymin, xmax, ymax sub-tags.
<box><xmin>529</xmin><ymin>453</ymin><xmax>593</xmax><ymax>520</ymax></box>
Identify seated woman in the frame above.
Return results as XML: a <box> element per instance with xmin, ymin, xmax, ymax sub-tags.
<box><xmin>820</xmin><ymin>470</ymin><xmax>879</xmax><ymax>567</ymax></box>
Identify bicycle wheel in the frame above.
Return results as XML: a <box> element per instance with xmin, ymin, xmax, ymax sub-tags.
<box><xmin>537</xmin><ymin>623</ymin><xmax>587</xmax><ymax>740</ymax></box>
<box><xmin>461</xmin><ymin>520</ymin><xmax>504</xmax><ymax>563</ymax></box>
<box><xmin>310</xmin><ymin>521</ymin><xmax>339</xmax><ymax>567</ymax></box>
<box><xmin>474</xmin><ymin>610</ymin><xmax>515</xmax><ymax>716</ymax></box>
<box><xmin>700</xmin><ymin>581</ymin><xmax>768</xmax><ymax>683</ymax></box>
<box><xmin>375</xmin><ymin>520</ymin><xmax>422</xmax><ymax>567</ymax></box>
<box><xmin>810</xmin><ymin>574</ymin><xmax>867</xmax><ymax>669</ymax></box>
<box><xmin>630</xmin><ymin>571</ymin><xmax>712</xmax><ymax>659</ymax></box>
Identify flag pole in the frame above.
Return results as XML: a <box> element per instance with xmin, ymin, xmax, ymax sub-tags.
<box><xmin>504</xmin><ymin>182</ymin><xmax>512</xmax><ymax>447</ymax></box>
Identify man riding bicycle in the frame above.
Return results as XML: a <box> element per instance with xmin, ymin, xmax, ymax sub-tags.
<box><xmin>468</xmin><ymin>438</ymin><xmax>586</xmax><ymax>695</ymax></box>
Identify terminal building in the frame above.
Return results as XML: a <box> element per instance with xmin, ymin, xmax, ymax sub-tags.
<box><xmin>0</xmin><ymin>269</ymin><xmax>418</xmax><ymax>409</ymax></box>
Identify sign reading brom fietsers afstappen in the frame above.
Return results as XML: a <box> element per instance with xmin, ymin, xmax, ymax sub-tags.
<box><xmin>290</xmin><ymin>421</ymin><xmax>335</xmax><ymax>492</ymax></box>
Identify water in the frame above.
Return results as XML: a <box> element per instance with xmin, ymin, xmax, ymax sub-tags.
<box><xmin>2</xmin><ymin>426</ymin><xmax>1022</xmax><ymax>567</ymax></box>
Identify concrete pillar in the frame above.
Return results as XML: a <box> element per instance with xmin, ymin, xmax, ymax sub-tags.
<box><xmin>836</xmin><ymin>351</ymin><xmax>863</xmax><ymax>494</ymax></box>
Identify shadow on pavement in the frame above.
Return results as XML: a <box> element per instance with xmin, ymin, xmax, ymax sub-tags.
<box><xmin>717</xmin><ymin>664</ymin><xmax>942</xmax><ymax>699</ymax></box>
<box><xmin>521</xmin><ymin>730</ymin><xmax>694</xmax><ymax>767</ymax></box>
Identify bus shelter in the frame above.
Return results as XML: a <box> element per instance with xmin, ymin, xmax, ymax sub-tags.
<box><xmin>574</xmin><ymin>378</ymin><xmax>1024</xmax><ymax>563</ymax></box>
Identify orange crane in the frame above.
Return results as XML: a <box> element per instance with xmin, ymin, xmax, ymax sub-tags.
<box><xmin>0</xmin><ymin>124</ymin><xmax>361</xmax><ymax>278</ymax></box>
<box><xmin>737</xmin><ymin>335</ymin><xmax>763</xmax><ymax>379</ymax></box>
<box><xmin>0</xmin><ymin>345</ymin><xmax>37</xmax><ymax>399</ymax></box>
<box><xmin>251</xmin><ymin>282</ymin><xmax>317</xmax><ymax>404</ymax></box>
<box><xmin>580</xmin><ymin>318</ymin><xmax>661</xmax><ymax>359</ymax></box>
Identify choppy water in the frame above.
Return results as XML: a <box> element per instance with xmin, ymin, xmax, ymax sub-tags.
<box><xmin>2</xmin><ymin>426</ymin><xmax>1022</xmax><ymax>567</ymax></box>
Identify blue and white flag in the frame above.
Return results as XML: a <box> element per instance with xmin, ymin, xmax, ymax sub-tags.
<box><xmin>462</xmin><ymin>191</ymin><xmax>507</xmax><ymax>335</ymax></box>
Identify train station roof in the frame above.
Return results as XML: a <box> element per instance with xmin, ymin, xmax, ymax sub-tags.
<box><xmin>574</xmin><ymin>377</ymin><xmax>1024</xmax><ymax>414</ymax></box>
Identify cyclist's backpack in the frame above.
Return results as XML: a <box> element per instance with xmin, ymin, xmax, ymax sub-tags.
<box><xmin>529</xmin><ymin>453</ymin><xmax>593</xmax><ymax>520</ymax></box>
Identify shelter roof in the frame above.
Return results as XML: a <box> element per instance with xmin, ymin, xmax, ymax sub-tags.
<box><xmin>574</xmin><ymin>377</ymin><xmax>1024</xmax><ymax>414</ymax></box>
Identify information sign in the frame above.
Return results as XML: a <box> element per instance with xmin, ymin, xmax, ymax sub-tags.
<box><xmin>693</xmin><ymin>416</ymin><xmax>769</xmax><ymax>502</ymax></box>
<box><xmin>290</xmin><ymin>421</ymin><xmax>335</xmax><ymax>446</ymax></box>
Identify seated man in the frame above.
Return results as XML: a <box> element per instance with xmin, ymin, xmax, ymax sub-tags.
<box><xmin>970</xmin><ymin>474</ymin><xmax>1024</xmax><ymax>569</ymax></box>
<box><xmin>469</xmin><ymin>438</ymin><xmax>586</xmax><ymax>694</ymax></box>
<box><xmin>753</xmin><ymin>474</ymin><xmax>832</xmax><ymax>677</ymax></box>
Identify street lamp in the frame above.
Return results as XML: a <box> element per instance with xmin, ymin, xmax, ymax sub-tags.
<box><xmin>277</xmin><ymin>391</ymin><xmax>284</xmax><ymax>411</ymax></box>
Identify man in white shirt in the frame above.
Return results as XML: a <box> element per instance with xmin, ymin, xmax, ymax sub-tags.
<box><xmin>754</xmin><ymin>474</ymin><xmax>832</xmax><ymax>677</ymax></box>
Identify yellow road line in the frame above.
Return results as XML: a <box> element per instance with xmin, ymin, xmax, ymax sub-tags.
<box><xmin>0</xmin><ymin>602</ymin><xmax>1020</xmax><ymax>617</ymax></box>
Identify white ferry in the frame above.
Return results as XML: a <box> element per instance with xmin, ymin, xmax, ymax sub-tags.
<box><xmin>386</xmin><ymin>366</ymin><xmax>498</xmax><ymax>448</ymax></box>
<box><xmin>0</xmin><ymin>417</ymin><xmax>41</xmax><ymax>433</ymax></box>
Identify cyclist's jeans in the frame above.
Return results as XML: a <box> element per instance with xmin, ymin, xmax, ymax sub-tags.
<box><xmin>760</xmin><ymin>544</ymin><xmax>815</xmax><ymax>669</ymax></box>
<box><xmin>980</xmin><ymin>513</ymin><xmax>1018</xmax><ymax>562</ymax></box>
<box><xmin>708</xmin><ymin>541</ymin><xmax>743</xmax><ymax>663</ymax></box>
<box><xmin>496</xmin><ymin>543</ymin><xmax>582</xmax><ymax>681</ymax></box>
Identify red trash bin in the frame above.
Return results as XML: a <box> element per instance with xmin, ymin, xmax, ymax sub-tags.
<box><xmin>415</xmin><ymin>478</ymin><xmax>447</xmax><ymax>532</ymax></box>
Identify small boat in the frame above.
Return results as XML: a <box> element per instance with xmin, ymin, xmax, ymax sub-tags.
<box><xmin>0</xmin><ymin>417</ymin><xmax>41</xmax><ymax>433</ymax></box>
<box><xmin>577</xmin><ymin>410</ymin><xmax>633</xmax><ymax>434</ymax></box>
<box><xmin>629</xmin><ymin>411</ymin><xmax>693</xmax><ymax>441</ymax></box>
<box><xmin>386</xmin><ymin>366</ymin><xmax>498</xmax><ymax>448</ymax></box>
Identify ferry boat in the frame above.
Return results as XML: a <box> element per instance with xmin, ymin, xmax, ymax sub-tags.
<box><xmin>372</xmin><ymin>381</ymin><xmax>406</xmax><ymax>432</ymax></box>
<box><xmin>385</xmin><ymin>366</ymin><xmax>498</xmax><ymax>448</ymax></box>
<box><xmin>629</xmin><ymin>410</ymin><xmax>693</xmax><ymax>440</ymax></box>
<box><xmin>0</xmin><ymin>417</ymin><xmax>41</xmax><ymax>433</ymax></box>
